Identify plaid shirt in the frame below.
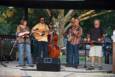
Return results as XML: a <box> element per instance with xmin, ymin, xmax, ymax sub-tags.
<box><xmin>67</xmin><ymin>26</ymin><xmax>82</xmax><ymax>45</ymax></box>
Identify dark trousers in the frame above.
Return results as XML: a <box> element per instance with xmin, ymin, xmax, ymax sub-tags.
<box><xmin>36</xmin><ymin>41</ymin><xmax>48</xmax><ymax>58</ymax></box>
<box><xmin>66</xmin><ymin>41</ymin><xmax>79</xmax><ymax>66</ymax></box>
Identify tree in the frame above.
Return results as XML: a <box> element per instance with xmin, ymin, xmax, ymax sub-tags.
<box><xmin>44</xmin><ymin>9</ymin><xmax>113</xmax><ymax>47</ymax></box>
<box><xmin>0</xmin><ymin>6</ymin><xmax>114</xmax><ymax>47</ymax></box>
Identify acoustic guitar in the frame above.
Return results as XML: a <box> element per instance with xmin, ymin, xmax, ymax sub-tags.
<box><xmin>33</xmin><ymin>28</ymin><xmax>49</xmax><ymax>42</ymax></box>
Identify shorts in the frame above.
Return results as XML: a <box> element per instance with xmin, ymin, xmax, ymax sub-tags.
<box><xmin>89</xmin><ymin>45</ymin><xmax>103</xmax><ymax>57</ymax></box>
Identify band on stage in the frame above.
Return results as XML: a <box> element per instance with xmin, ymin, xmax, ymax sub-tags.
<box><xmin>15</xmin><ymin>16</ymin><xmax>107</xmax><ymax>70</ymax></box>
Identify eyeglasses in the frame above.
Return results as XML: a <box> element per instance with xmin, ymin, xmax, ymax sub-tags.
<box><xmin>94</xmin><ymin>24</ymin><xmax>99</xmax><ymax>25</ymax></box>
<box><xmin>71</xmin><ymin>21</ymin><xmax>74</xmax><ymax>23</ymax></box>
<box><xmin>40</xmin><ymin>19</ymin><xmax>44</xmax><ymax>21</ymax></box>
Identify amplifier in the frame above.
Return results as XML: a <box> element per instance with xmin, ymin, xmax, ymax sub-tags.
<box><xmin>36</xmin><ymin>57</ymin><xmax>60</xmax><ymax>71</ymax></box>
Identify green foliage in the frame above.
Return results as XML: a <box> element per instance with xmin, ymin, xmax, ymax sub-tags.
<box><xmin>82</xmin><ymin>11</ymin><xmax>115</xmax><ymax>37</ymax></box>
<box><xmin>0</xmin><ymin>6</ymin><xmax>25</xmax><ymax>35</ymax></box>
<box><xmin>28</xmin><ymin>9</ymin><xmax>49</xmax><ymax>28</ymax></box>
<box><xmin>0</xmin><ymin>6</ymin><xmax>114</xmax><ymax>36</ymax></box>
<box><xmin>0</xmin><ymin>23</ymin><xmax>11</xmax><ymax>35</ymax></box>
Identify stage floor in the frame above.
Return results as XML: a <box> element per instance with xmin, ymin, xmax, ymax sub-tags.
<box><xmin>0</xmin><ymin>61</ymin><xmax>115</xmax><ymax>77</ymax></box>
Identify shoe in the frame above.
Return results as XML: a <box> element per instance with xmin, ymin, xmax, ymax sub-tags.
<box><xmin>16</xmin><ymin>64</ymin><xmax>24</xmax><ymax>67</ymax></box>
<box><xmin>86</xmin><ymin>65</ymin><xmax>95</xmax><ymax>70</ymax></box>
<box><xmin>98</xmin><ymin>66</ymin><xmax>103</xmax><ymax>70</ymax></box>
<box><xmin>74</xmin><ymin>66</ymin><xmax>78</xmax><ymax>69</ymax></box>
<box><xmin>66</xmin><ymin>65</ymin><xmax>69</xmax><ymax>67</ymax></box>
<box><xmin>28</xmin><ymin>64</ymin><xmax>34</xmax><ymax>67</ymax></box>
<box><xmin>66</xmin><ymin>64</ymin><xmax>73</xmax><ymax>67</ymax></box>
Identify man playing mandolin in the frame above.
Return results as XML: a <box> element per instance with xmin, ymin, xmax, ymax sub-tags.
<box><xmin>32</xmin><ymin>17</ymin><xmax>49</xmax><ymax>58</ymax></box>
<box><xmin>66</xmin><ymin>18</ymin><xmax>82</xmax><ymax>68</ymax></box>
<box><xmin>87</xmin><ymin>19</ymin><xmax>104</xmax><ymax>70</ymax></box>
<box><xmin>16</xmin><ymin>19</ymin><xmax>33</xmax><ymax>67</ymax></box>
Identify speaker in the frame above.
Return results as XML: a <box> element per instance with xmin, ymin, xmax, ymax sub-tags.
<box><xmin>36</xmin><ymin>57</ymin><xmax>60</xmax><ymax>71</ymax></box>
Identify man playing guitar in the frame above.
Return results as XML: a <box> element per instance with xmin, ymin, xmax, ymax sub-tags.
<box><xmin>32</xmin><ymin>17</ymin><xmax>49</xmax><ymax>58</ymax></box>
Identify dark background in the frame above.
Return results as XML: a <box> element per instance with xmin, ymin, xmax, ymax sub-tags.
<box><xmin>0</xmin><ymin>0</ymin><xmax>114</xmax><ymax>9</ymax></box>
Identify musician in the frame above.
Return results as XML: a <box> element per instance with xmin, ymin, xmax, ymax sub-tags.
<box><xmin>32</xmin><ymin>17</ymin><xmax>49</xmax><ymax>58</ymax></box>
<box><xmin>66</xmin><ymin>18</ymin><xmax>82</xmax><ymax>68</ymax></box>
<box><xmin>16</xmin><ymin>19</ymin><xmax>33</xmax><ymax>66</ymax></box>
<box><xmin>48</xmin><ymin>23</ymin><xmax>54</xmax><ymax>44</ymax></box>
<box><xmin>87</xmin><ymin>19</ymin><xmax>104</xmax><ymax>70</ymax></box>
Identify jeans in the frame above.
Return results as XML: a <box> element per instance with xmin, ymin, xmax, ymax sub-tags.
<box><xmin>36</xmin><ymin>41</ymin><xmax>48</xmax><ymax>58</ymax></box>
<box><xmin>18</xmin><ymin>43</ymin><xmax>32</xmax><ymax>65</ymax></box>
<box><xmin>63</xmin><ymin>37</ymin><xmax>68</xmax><ymax>47</ymax></box>
<box><xmin>66</xmin><ymin>41</ymin><xmax>79</xmax><ymax>66</ymax></box>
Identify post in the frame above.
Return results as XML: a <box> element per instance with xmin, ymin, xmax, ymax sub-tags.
<box><xmin>112</xmin><ymin>42</ymin><xmax>115</xmax><ymax>73</ymax></box>
<box><xmin>112</xmin><ymin>30</ymin><xmax>115</xmax><ymax>73</ymax></box>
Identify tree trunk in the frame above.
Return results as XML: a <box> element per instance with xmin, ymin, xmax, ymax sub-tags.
<box><xmin>57</xmin><ymin>9</ymin><xmax>65</xmax><ymax>48</ymax></box>
<box><xmin>63</xmin><ymin>9</ymin><xmax>75</xmax><ymax>26</ymax></box>
<box><xmin>52</xmin><ymin>10</ymin><xmax>75</xmax><ymax>47</ymax></box>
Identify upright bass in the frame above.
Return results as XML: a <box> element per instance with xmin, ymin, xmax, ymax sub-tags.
<box><xmin>48</xmin><ymin>31</ymin><xmax>60</xmax><ymax>58</ymax></box>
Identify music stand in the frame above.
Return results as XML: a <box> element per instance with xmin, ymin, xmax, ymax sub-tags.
<box><xmin>22</xmin><ymin>36</ymin><xmax>28</xmax><ymax>68</ymax></box>
<box><xmin>82</xmin><ymin>42</ymin><xmax>87</xmax><ymax>68</ymax></box>
<box><xmin>84</xmin><ymin>43</ymin><xmax>90</xmax><ymax>68</ymax></box>
<box><xmin>84</xmin><ymin>43</ymin><xmax>87</xmax><ymax>68</ymax></box>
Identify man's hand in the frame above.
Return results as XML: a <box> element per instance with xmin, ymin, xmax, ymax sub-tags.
<box><xmin>18</xmin><ymin>31</ymin><xmax>30</xmax><ymax>37</ymax></box>
<box><xmin>18</xmin><ymin>32</ymin><xmax>25</xmax><ymax>37</ymax></box>
<box><xmin>32</xmin><ymin>30</ymin><xmax>36</xmax><ymax>33</ymax></box>
<box><xmin>24</xmin><ymin>31</ymin><xmax>30</xmax><ymax>34</ymax></box>
<box><xmin>98</xmin><ymin>38</ymin><xmax>101</xmax><ymax>41</ymax></box>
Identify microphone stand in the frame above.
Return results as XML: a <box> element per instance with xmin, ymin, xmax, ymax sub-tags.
<box><xmin>21</xmin><ymin>33</ymin><xmax>33</xmax><ymax>68</ymax></box>
<box><xmin>9</xmin><ymin>32</ymin><xmax>33</xmax><ymax>57</ymax></box>
<box><xmin>9</xmin><ymin>39</ymin><xmax>18</xmax><ymax>58</ymax></box>
<box><xmin>22</xmin><ymin>32</ymin><xmax>33</xmax><ymax>68</ymax></box>
<box><xmin>9</xmin><ymin>32</ymin><xmax>32</xmax><ymax>67</ymax></box>
<box><xmin>22</xmin><ymin>36</ymin><xmax>27</xmax><ymax>68</ymax></box>
<box><xmin>84</xmin><ymin>42</ymin><xmax>87</xmax><ymax>68</ymax></box>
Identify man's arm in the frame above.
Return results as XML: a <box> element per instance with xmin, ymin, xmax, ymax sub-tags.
<box><xmin>63</xmin><ymin>26</ymin><xmax>71</xmax><ymax>37</ymax></box>
<box><xmin>45</xmin><ymin>24</ymin><xmax>49</xmax><ymax>35</ymax></box>
<box><xmin>16</xmin><ymin>26</ymin><xmax>22</xmax><ymax>37</ymax></box>
<box><xmin>31</xmin><ymin>24</ymin><xmax>39</xmax><ymax>33</ymax></box>
<box><xmin>98</xmin><ymin>28</ymin><xmax>105</xmax><ymax>42</ymax></box>
<box><xmin>46</xmin><ymin>24</ymin><xmax>49</xmax><ymax>32</ymax></box>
